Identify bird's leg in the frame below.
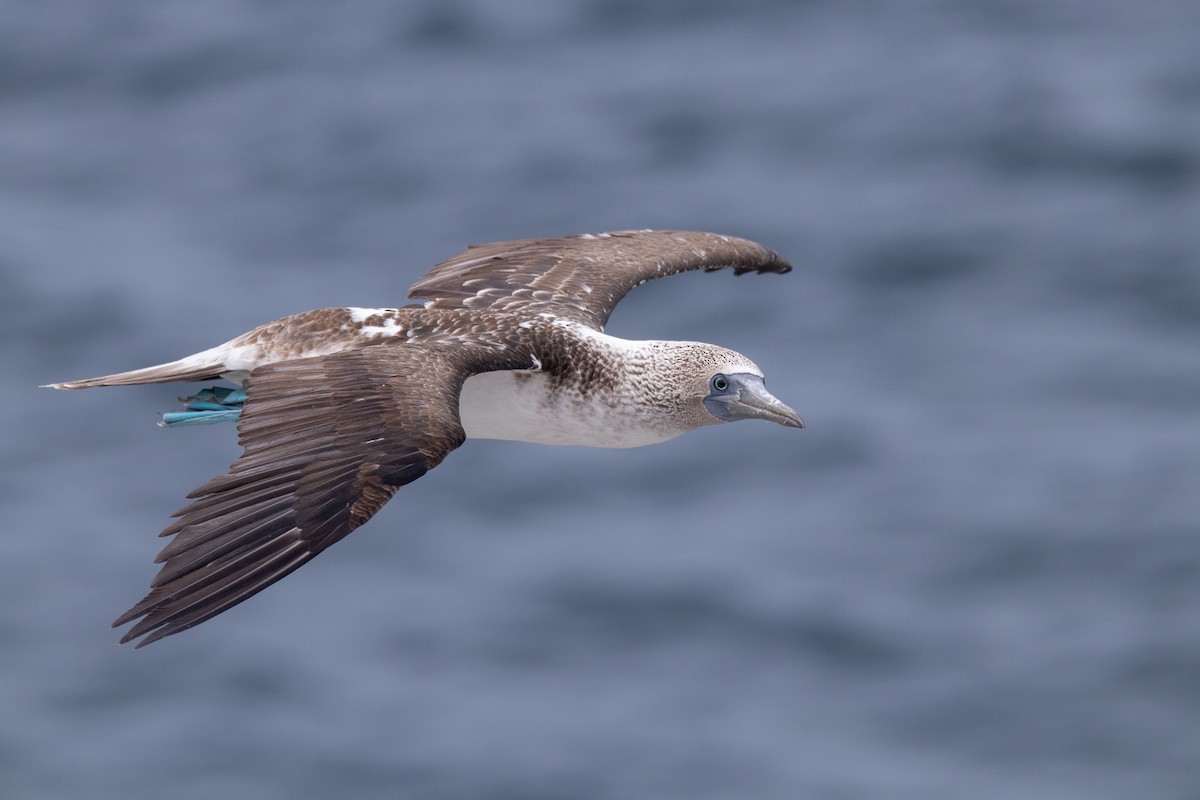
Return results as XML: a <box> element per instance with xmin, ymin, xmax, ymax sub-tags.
<box><xmin>160</xmin><ymin>386</ymin><xmax>246</xmax><ymax>427</ymax></box>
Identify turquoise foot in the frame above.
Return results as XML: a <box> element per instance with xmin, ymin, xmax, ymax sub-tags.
<box><xmin>161</xmin><ymin>386</ymin><xmax>246</xmax><ymax>428</ymax></box>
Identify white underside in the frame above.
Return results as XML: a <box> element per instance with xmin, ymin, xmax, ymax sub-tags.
<box><xmin>458</xmin><ymin>370</ymin><xmax>680</xmax><ymax>449</ymax></box>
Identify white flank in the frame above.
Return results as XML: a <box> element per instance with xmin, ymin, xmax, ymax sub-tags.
<box><xmin>457</xmin><ymin>326</ymin><xmax>693</xmax><ymax>449</ymax></box>
<box><xmin>458</xmin><ymin>369</ymin><xmax>679</xmax><ymax>449</ymax></box>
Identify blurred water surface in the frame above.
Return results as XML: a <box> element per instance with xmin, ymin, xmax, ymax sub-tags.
<box><xmin>2</xmin><ymin>1</ymin><xmax>1199</xmax><ymax>798</ymax></box>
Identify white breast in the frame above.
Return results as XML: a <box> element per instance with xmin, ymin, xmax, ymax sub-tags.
<box><xmin>457</xmin><ymin>370</ymin><xmax>681</xmax><ymax>449</ymax></box>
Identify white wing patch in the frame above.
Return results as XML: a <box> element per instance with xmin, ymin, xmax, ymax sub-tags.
<box><xmin>347</xmin><ymin>307</ymin><xmax>406</xmax><ymax>338</ymax></box>
<box><xmin>347</xmin><ymin>307</ymin><xmax>399</xmax><ymax>323</ymax></box>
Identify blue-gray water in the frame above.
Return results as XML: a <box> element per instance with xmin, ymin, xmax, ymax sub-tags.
<box><xmin>3</xmin><ymin>2</ymin><xmax>1199</xmax><ymax>798</ymax></box>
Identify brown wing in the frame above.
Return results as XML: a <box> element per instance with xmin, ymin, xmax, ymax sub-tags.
<box><xmin>113</xmin><ymin>343</ymin><xmax>513</xmax><ymax>647</ymax></box>
<box><xmin>406</xmin><ymin>230</ymin><xmax>791</xmax><ymax>330</ymax></box>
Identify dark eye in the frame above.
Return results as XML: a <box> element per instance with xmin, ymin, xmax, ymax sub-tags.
<box><xmin>710</xmin><ymin>374</ymin><xmax>729</xmax><ymax>392</ymax></box>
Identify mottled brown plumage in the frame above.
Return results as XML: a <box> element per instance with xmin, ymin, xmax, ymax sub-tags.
<box><xmin>112</xmin><ymin>343</ymin><xmax>532</xmax><ymax>645</ymax></box>
<box><xmin>47</xmin><ymin>230</ymin><xmax>799</xmax><ymax>646</ymax></box>
<box><xmin>409</xmin><ymin>230</ymin><xmax>791</xmax><ymax>329</ymax></box>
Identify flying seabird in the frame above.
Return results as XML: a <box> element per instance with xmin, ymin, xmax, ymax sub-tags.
<box><xmin>48</xmin><ymin>230</ymin><xmax>802</xmax><ymax>647</ymax></box>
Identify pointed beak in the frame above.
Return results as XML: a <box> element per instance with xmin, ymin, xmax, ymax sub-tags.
<box><xmin>704</xmin><ymin>374</ymin><xmax>804</xmax><ymax>429</ymax></box>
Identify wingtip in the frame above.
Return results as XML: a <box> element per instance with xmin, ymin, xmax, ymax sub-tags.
<box><xmin>114</xmin><ymin>614</ymin><xmax>162</xmax><ymax>647</ymax></box>
<box><xmin>112</xmin><ymin>611</ymin><xmax>138</xmax><ymax>631</ymax></box>
<box><xmin>113</xmin><ymin>619</ymin><xmax>162</xmax><ymax>648</ymax></box>
<box><xmin>116</xmin><ymin>627</ymin><xmax>160</xmax><ymax>649</ymax></box>
<box><xmin>112</xmin><ymin>596</ymin><xmax>153</xmax><ymax>630</ymax></box>
<box><xmin>129</xmin><ymin>630</ymin><xmax>165</xmax><ymax>649</ymax></box>
<box><xmin>114</xmin><ymin>625</ymin><xmax>141</xmax><ymax>646</ymax></box>
<box><xmin>763</xmin><ymin>248</ymin><xmax>793</xmax><ymax>274</ymax></box>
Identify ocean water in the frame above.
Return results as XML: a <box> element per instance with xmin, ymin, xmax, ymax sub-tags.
<box><xmin>2</xmin><ymin>1</ymin><xmax>1199</xmax><ymax>798</ymax></box>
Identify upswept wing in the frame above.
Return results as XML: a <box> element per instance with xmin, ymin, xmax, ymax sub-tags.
<box><xmin>406</xmin><ymin>230</ymin><xmax>791</xmax><ymax>331</ymax></box>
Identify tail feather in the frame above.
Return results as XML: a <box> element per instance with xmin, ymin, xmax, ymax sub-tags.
<box><xmin>43</xmin><ymin>360</ymin><xmax>226</xmax><ymax>390</ymax></box>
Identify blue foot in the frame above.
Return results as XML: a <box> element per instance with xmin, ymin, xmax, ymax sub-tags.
<box><xmin>161</xmin><ymin>386</ymin><xmax>246</xmax><ymax>428</ymax></box>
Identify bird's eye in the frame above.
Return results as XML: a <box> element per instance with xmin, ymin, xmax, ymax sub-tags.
<box><xmin>711</xmin><ymin>374</ymin><xmax>729</xmax><ymax>392</ymax></box>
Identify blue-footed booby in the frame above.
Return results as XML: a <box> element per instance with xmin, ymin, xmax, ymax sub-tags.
<box><xmin>48</xmin><ymin>230</ymin><xmax>801</xmax><ymax>647</ymax></box>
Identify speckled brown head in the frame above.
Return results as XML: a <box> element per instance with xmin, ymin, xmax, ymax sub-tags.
<box><xmin>614</xmin><ymin>338</ymin><xmax>802</xmax><ymax>435</ymax></box>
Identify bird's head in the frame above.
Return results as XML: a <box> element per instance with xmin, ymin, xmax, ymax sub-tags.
<box><xmin>636</xmin><ymin>341</ymin><xmax>803</xmax><ymax>432</ymax></box>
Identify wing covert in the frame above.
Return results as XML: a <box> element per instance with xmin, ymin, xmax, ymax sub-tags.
<box><xmin>406</xmin><ymin>230</ymin><xmax>791</xmax><ymax>330</ymax></box>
